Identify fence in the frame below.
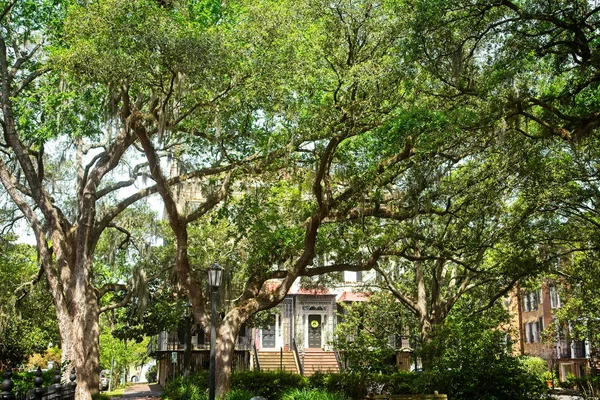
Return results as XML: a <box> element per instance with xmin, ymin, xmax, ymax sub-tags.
<box><xmin>0</xmin><ymin>367</ymin><xmax>77</xmax><ymax>400</ymax></box>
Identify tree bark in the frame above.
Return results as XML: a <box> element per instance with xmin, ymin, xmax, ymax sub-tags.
<box><xmin>215</xmin><ymin>321</ymin><xmax>240</xmax><ymax>397</ymax></box>
<box><xmin>57</xmin><ymin>290</ymin><xmax>100</xmax><ymax>400</ymax></box>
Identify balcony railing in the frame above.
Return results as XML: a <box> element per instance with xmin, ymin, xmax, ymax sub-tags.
<box><xmin>153</xmin><ymin>331</ymin><xmax>252</xmax><ymax>352</ymax></box>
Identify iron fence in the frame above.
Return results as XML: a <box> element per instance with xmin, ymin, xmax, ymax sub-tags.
<box><xmin>0</xmin><ymin>367</ymin><xmax>76</xmax><ymax>400</ymax></box>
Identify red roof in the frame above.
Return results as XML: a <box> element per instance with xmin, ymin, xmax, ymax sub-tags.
<box><xmin>337</xmin><ymin>292</ymin><xmax>370</xmax><ymax>302</ymax></box>
<box><xmin>296</xmin><ymin>287</ymin><xmax>331</xmax><ymax>295</ymax></box>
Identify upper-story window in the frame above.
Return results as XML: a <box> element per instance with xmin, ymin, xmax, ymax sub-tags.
<box><xmin>549</xmin><ymin>286</ymin><xmax>561</xmax><ymax>309</ymax></box>
<box><xmin>344</xmin><ymin>271</ymin><xmax>363</xmax><ymax>283</ymax></box>
<box><xmin>523</xmin><ymin>320</ymin><xmax>542</xmax><ymax>343</ymax></box>
<box><xmin>523</xmin><ymin>290</ymin><xmax>539</xmax><ymax>312</ymax></box>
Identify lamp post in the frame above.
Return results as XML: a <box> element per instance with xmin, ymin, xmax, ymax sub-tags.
<box><xmin>208</xmin><ymin>262</ymin><xmax>223</xmax><ymax>400</ymax></box>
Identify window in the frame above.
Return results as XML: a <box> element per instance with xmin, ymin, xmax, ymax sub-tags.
<box><xmin>529</xmin><ymin>291</ymin><xmax>538</xmax><ymax>311</ymax></box>
<box><xmin>524</xmin><ymin>322</ymin><xmax>541</xmax><ymax>343</ymax></box>
<box><xmin>523</xmin><ymin>290</ymin><xmax>539</xmax><ymax>312</ymax></box>
<box><xmin>550</xmin><ymin>286</ymin><xmax>561</xmax><ymax>309</ymax></box>
<box><xmin>344</xmin><ymin>271</ymin><xmax>362</xmax><ymax>283</ymax></box>
<box><xmin>532</xmin><ymin>321</ymin><xmax>539</xmax><ymax>343</ymax></box>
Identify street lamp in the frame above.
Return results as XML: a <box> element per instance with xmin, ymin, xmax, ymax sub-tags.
<box><xmin>208</xmin><ymin>262</ymin><xmax>223</xmax><ymax>400</ymax></box>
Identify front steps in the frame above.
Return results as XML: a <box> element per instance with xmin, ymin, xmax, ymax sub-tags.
<box><xmin>302</xmin><ymin>349</ymin><xmax>341</xmax><ymax>376</ymax></box>
<box><xmin>257</xmin><ymin>351</ymin><xmax>300</xmax><ymax>373</ymax></box>
<box><xmin>256</xmin><ymin>349</ymin><xmax>341</xmax><ymax>376</ymax></box>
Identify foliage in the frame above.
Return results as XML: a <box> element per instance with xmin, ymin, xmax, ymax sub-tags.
<box><xmin>165</xmin><ymin>365</ymin><xmax>551</xmax><ymax>400</ymax></box>
<box><xmin>26</xmin><ymin>347</ymin><xmax>62</xmax><ymax>370</ymax></box>
<box><xmin>230</xmin><ymin>371</ymin><xmax>309</xmax><ymax>400</ymax></box>
<box><xmin>162</xmin><ymin>374</ymin><xmax>209</xmax><ymax>400</ymax></box>
<box><xmin>163</xmin><ymin>371</ymin><xmax>309</xmax><ymax>400</ymax></box>
<box><xmin>309</xmin><ymin>371</ymin><xmax>418</xmax><ymax>400</ymax></box>
<box><xmin>415</xmin><ymin>302</ymin><xmax>550</xmax><ymax>400</ymax></box>
<box><xmin>572</xmin><ymin>375</ymin><xmax>600</xmax><ymax>400</ymax></box>
<box><xmin>10</xmin><ymin>369</ymin><xmax>56</xmax><ymax>397</ymax></box>
<box><xmin>223</xmin><ymin>389</ymin><xmax>254</xmax><ymax>400</ymax></box>
<box><xmin>91</xmin><ymin>394</ymin><xmax>112</xmax><ymax>400</ymax></box>
<box><xmin>520</xmin><ymin>357</ymin><xmax>550</xmax><ymax>384</ymax></box>
<box><xmin>146</xmin><ymin>364</ymin><xmax>157</xmax><ymax>383</ymax></box>
<box><xmin>0</xmin><ymin>236</ymin><xmax>58</xmax><ymax>366</ymax></box>
<box><xmin>280</xmin><ymin>388</ymin><xmax>347</xmax><ymax>400</ymax></box>
<box><xmin>334</xmin><ymin>292</ymin><xmax>415</xmax><ymax>374</ymax></box>
<box><xmin>99</xmin><ymin>325</ymin><xmax>149</xmax><ymax>385</ymax></box>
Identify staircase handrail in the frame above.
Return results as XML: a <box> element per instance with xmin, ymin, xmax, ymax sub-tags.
<box><xmin>253</xmin><ymin>343</ymin><xmax>261</xmax><ymax>371</ymax></box>
<box><xmin>333</xmin><ymin>349</ymin><xmax>344</xmax><ymax>372</ymax></box>
<box><xmin>292</xmin><ymin>339</ymin><xmax>304</xmax><ymax>376</ymax></box>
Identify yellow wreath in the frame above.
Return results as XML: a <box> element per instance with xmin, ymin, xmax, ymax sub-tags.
<box><xmin>311</xmin><ymin>320</ymin><xmax>319</xmax><ymax>328</ymax></box>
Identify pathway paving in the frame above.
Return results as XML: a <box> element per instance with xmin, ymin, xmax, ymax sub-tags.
<box><xmin>119</xmin><ymin>383</ymin><xmax>163</xmax><ymax>400</ymax></box>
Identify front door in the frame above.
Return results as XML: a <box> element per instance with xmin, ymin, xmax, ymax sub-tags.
<box><xmin>262</xmin><ymin>324</ymin><xmax>276</xmax><ymax>348</ymax></box>
<box><xmin>308</xmin><ymin>315</ymin><xmax>322</xmax><ymax>348</ymax></box>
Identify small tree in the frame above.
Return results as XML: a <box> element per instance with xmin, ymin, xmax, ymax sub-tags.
<box><xmin>334</xmin><ymin>292</ymin><xmax>416</xmax><ymax>373</ymax></box>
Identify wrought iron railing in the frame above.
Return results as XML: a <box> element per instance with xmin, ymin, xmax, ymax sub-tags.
<box><xmin>0</xmin><ymin>368</ymin><xmax>76</xmax><ymax>400</ymax></box>
<box><xmin>333</xmin><ymin>349</ymin><xmax>344</xmax><ymax>372</ymax></box>
<box><xmin>154</xmin><ymin>331</ymin><xmax>252</xmax><ymax>352</ymax></box>
<box><xmin>292</xmin><ymin>339</ymin><xmax>304</xmax><ymax>376</ymax></box>
<box><xmin>253</xmin><ymin>343</ymin><xmax>261</xmax><ymax>371</ymax></box>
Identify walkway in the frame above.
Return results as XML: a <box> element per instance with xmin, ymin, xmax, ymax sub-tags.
<box><xmin>120</xmin><ymin>383</ymin><xmax>163</xmax><ymax>399</ymax></box>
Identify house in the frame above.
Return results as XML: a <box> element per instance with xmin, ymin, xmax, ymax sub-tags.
<box><xmin>508</xmin><ymin>282</ymin><xmax>591</xmax><ymax>381</ymax></box>
<box><xmin>150</xmin><ymin>270</ymin><xmax>413</xmax><ymax>383</ymax></box>
<box><xmin>148</xmin><ymin>322</ymin><xmax>252</xmax><ymax>386</ymax></box>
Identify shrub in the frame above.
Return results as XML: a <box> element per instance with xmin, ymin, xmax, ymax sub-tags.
<box><xmin>224</xmin><ymin>389</ymin><xmax>253</xmax><ymax>400</ymax></box>
<box><xmin>308</xmin><ymin>371</ymin><xmax>417</xmax><ymax>400</ymax></box>
<box><xmin>231</xmin><ymin>370</ymin><xmax>308</xmax><ymax>399</ymax></box>
<box><xmin>281</xmin><ymin>388</ymin><xmax>347</xmax><ymax>400</ymax></box>
<box><xmin>92</xmin><ymin>393</ymin><xmax>112</xmax><ymax>400</ymax></box>
<box><xmin>10</xmin><ymin>369</ymin><xmax>56</xmax><ymax>396</ymax></box>
<box><xmin>520</xmin><ymin>356</ymin><xmax>550</xmax><ymax>383</ymax></box>
<box><xmin>163</xmin><ymin>370</ymin><xmax>309</xmax><ymax>400</ymax></box>
<box><xmin>574</xmin><ymin>375</ymin><xmax>600</xmax><ymax>399</ymax></box>
<box><xmin>414</xmin><ymin>307</ymin><xmax>552</xmax><ymax>400</ymax></box>
<box><xmin>308</xmin><ymin>372</ymin><xmax>365</xmax><ymax>399</ymax></box>
<box><xmin>146</xmin><ymin>364</ymin><xmax>158</xmax><ymax>383</ymax></box>
<box><xmin>162</xmin><ymin>375</ymin><xmax>209</xmax><ymax>400</ymax></box>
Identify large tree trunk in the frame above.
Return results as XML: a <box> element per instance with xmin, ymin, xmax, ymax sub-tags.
<box><xmin>214</xmin><ymin>309</ymin><xmax>247</xmax><ymax>397</ymax></box>
<box><xmin>215</xmin><ymin>324</ymin><xmax>238</xmax><ymax>397</ymax></box>
<box><xmin>58</xmin><ymin>297</ymin><xmax>100</xmax><ymax>400</ymax></box>
<box><xmin>54</xmin><ymin>275</ymin><xmax>100</xmax><ymax>400</ymax></box>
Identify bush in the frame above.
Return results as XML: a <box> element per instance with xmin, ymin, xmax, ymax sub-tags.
<box><xmin>224</xmin><ymin>389</ymin><xmax>253</xmax><ymax>400</ymax></box>
<box><xmin>309</xmin><ymin>372</ymin><xmax>365</xmax><ymax>399</ymax></box>
<box><xmin>163</xmin><ymin>370</ymin><xmax>308</xmax><ymax>400</ymax></box>
<box><xmin>520</xmin><ymin>356</ymin><xmax>550</xmax><ymax>383</ymax></box>
<box><xmin>414</xmin><ymin>305</ymin><xmax>552</xmax><ymax>400</ymax></box>
<box><xmin>92</xmin><ymin>394</ymin><xmax>112</xmax><ymax>400</ymax></box>
<box><xmin>308</xmin><ymin>371</ymin><xmax>417</xmax><ymax>400</ymax></box>
<box><xmin>281</xmin><ymin>388</ymin><xmax>347</xmax><ymax>400</ymax></box>
<box><xmin>162</xmin><ymin>375</ymin><xmax>209</xmax><ymax>400</ymax></box>
<box><xmin>11</xmin><ymin>369</ymin><xmax>56</xmax><ymax>396</ymax></box>
<box><xmin>574</xmin><ymin>375</ymin><xmax>600</xmax><ymax>399</ymax></box>
<box><xmin>146</xmin><ymin>364</ymin><xmax>158</xmax><ymax>383</ymax></box>
<box><xmin>231</xmin><ymin>370</ymin><xmax>308</xmax><ymax>399</ymax></box>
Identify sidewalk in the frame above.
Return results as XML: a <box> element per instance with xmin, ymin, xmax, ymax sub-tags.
<box><xmin>120</xmin><ymin>383</ymin><xmax>163</xmax><ymax>399</ymax></box>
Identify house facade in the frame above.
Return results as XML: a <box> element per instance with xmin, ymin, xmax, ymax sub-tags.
<box><xmin>150</xmin><ymin>270</ymin><xmax>412</xmax><ymax>383</ymax></box>
<box><xmin>509</xmin><ymin>282</ymin><xmax>591</xmax><ymax>381</ymax></box>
